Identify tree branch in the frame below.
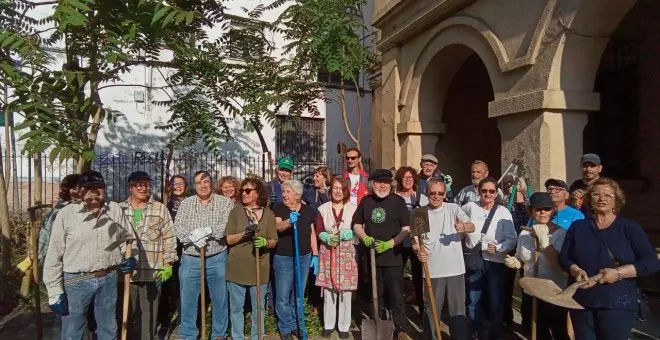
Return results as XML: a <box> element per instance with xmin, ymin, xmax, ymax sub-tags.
<box><xmin>97</xmin><ymin>83</ymin><xmax>175</xmax><ymax>91</ymax></box>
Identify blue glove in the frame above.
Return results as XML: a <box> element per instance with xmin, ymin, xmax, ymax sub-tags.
<box><xmin>310</xmin><ymin>255</ymin><xmax>319</xmax><ymax>275</ymax></box>
<box><xmin>289</xmin><ymin>211</ymin><xmax>300</xmax><ymax>224</ymax></box>
<box><xmin>48</xmin><ymin>294</ymin><xmax>68</xmax><ymax>315</ymax></box>
<box><xmin>119</xmin><ymin>256</ymin><xmax>137</xmax><ymax>274</ymax></box>
<box><xmin>443</xmin><ymin>174</ymin><xmax>453</xmax><ymax>191</ymax></box>
<box><xmin>340</xmin><ymin>229</ymin><xmax>354</xmax><ymax>241</ymax></box>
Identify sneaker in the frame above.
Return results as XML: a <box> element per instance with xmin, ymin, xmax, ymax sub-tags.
<box><xmin>395</xmin><ymin>330</ymin><xmax>409</xmax><ymax>340</ymax></box>
<box><xmin>339</xmin><ymin>331</ymin><xmax>350</xmax><ymax>339</ymax></box>
<box><xmin>280</xmin><ymin>333</ymin><xmax>293</xmax><ymax>340</ymax></box>
<box><xmin>322</xmin><ymin>329</ymin><xmax>333</xmax><ymax>338</ymax></box>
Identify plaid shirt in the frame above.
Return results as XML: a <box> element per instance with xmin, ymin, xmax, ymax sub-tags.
<box><xmin>173</xmin><ymin>193</ymin><xmax>234</xmax><ymax>256</ymax></box>
<box><xmin>37</xmin><ymin>200</ymin><xmax>72</xmax><ymax>263</ymax></box>
<box><xmin>119</xmin><ymin>199</ymin><xmax>178</xmax><ymax>282</ymax></box>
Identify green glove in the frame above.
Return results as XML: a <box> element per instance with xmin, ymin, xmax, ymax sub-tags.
<box><xmin>155</xmin><ymin>265</ymin><xmax>173</xmax><ymax>287</ymax></box>
<box><xmin>362</xmin><ymin>236</ymin><xmax>375</xmax><ymax>247</ymax></box>
<box><xmin>375</xmin><ymin>240</ymin><xmax>394</xmax><ymax>253</ymax></box>
<box><xmin>340</xmin><ymin>229</ymin><xmax>354</xmax><ymax>241</ymax></box>
<box><xmin>319</xmin><ymin>232</ymin><xmax>338</xmax><ymax>247</ymax></box>
<box><xmin>254</xmin><ymin>236</ymin><xmax>267</xmax><ymax>248</ymax></box>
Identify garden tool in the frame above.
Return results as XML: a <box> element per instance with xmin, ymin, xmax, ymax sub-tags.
<box><xmin>200</xmin><ymin>246</ymin><xmax>207</xmax><ymax>338</ymax></box>
<box><xmin>410</xmin><ymin>207</ymin><xmax>442</xmax><ymax>340</ymax></box>
<box><xmin>28</xmin><ymin>203</ymin><xmax>51</xmax><ymax>340</ymax></box>
<box><xmin>293</xmin><ymin>219</ymin><xmax>308</xmax><ymax>340</ymax></box>
<box><xmin>256</xmin><ymin>244</ymin><xmax>262</xmax><ymax>340</ymax></box>
<box><xmin>361</xmin><ymin>247</ymin><xmax>394</xmax><ymax>340</ymax></box>
<box><xmin>519</xmin><ymin>273</ymin><xmax>603</xmax><ymax>310</ymax></box>
<box><xmin>121</xmin><ymin>239</ymin><xmax>133</xmax><ymax>340</ymax></box>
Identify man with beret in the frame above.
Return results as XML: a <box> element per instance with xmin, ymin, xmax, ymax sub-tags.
<box><xmin>568</xmin><ymin>153</ymin><xmax>602</xmax><ymax>217</ymax></box>
<box><xmin>546</xmin><ymin>178</ymin><xmax>585</xmax><ymax>230</ymax></box>
<box><xmin>352</xmin><ymin>169</ymin><xmax>411</xmax><ymax>338</ymax></box>
<box><xmin>268</xmin><ymin>156</ymin><xmax>295</xmax><ymax>206</ymax></box>
<box><xmin>43</xmin><ymin>170</ymin><xmax>136</xmax><ymax>340</ymax></box>
<box><xmin>119</xmin><ymin>171</ymin><xmax>178</xmax><ymax>340</ymax></box>
<box><xmin>418</xmin><ymin>154</ymin><xmax>454</xmax><ymax>202</ymax></box>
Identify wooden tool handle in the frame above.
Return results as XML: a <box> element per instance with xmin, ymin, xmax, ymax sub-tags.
<box><xmin>255</xmin><ymin>247</ymin><xmax>262</xmax><ymax>340</ymax></box>
<box><xmin>121</xmin><ymin>240</ymin><xmax>133</xmax><ymax>340</ymax></box>
<box><xmin>370</xmin><ymin>248</ymin><xmax>379</xmax><ymax>318</ymax></box>
<box><xmin>200</xmin><ymin>247</ymin><xmax>207</xmax><ymax>338</ymax></box>
<box><xmin>419</xmin><ymin>239</ymin><xmax>442</xmax><ymax>340</ymax></box>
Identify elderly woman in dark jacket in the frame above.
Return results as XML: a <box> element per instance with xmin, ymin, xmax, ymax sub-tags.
<box><xmin>559</xmin><ymin>177</ymin><xmax>659</xmax><ymax>340</ymax></box>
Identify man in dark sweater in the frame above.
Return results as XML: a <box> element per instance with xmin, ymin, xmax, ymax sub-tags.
<box><xmin>568</xmin><ymin>153</ymin><xmax>602</xmax><ymax>218</ymax></box>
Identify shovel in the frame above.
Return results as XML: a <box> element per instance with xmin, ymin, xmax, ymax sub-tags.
<box><xmin>410</xmin><ymin>207</ymin><xmax>442</xmax><ymax>340</ymax></box>
<box><xmin>361</xmin><ymin>247</ymin><xmax>394</xmax><ymax>340</ymax></box>
<box><xmin>519</xmin><ymin>273</ymin><xmax>603</xmax><ymax>310</ymax></box>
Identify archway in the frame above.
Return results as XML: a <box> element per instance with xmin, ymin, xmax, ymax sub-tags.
<box><xmin>418</xmin><ymin>45</ymin><xmax>500</xmax><ymax>189</ymax></box>
<box><xmin>585</xmin><ymin>0</ymin><xmax>659</xmax><ymax>241</ymax></box>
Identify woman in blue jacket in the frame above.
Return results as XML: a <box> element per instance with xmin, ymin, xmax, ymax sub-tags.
<box><xmin>559</xmin><ymin>177</ymin><xmax>659</xmax><ymax>340</ymax></box>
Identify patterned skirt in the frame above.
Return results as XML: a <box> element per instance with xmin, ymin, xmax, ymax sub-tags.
<box><xmin>315</xmin><ymin>241</ymin><xmax>358</xmax><ymax>291</ymax></box>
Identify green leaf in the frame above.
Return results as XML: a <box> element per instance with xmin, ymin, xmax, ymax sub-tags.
<box><xmin>151</xmin><ymin>6</ymin><xmax>169</xmax><ymax>25</ymax></box>
<box><xmin>161</xmin><ymin>9</ymin><xmax>178</xmax><ymax>28</ymax></box>
<box><xmin>49</xmin><ymin>146</ymin><xmax>62</xmax><ymax>163</ymax></box>
<box><xmin>82</xmin><ymin>149</ymin><xmax>95</xmax><ymax>161</ymax></box>
<box><xmin>67</xmin><ymin>0</ymin><xmax>92</xmax><ymax>12</ymax></box>
<box><xmin>185</xmin><ymin>12</ymin><xmax>194</xmax><ymax>25</ymax></box>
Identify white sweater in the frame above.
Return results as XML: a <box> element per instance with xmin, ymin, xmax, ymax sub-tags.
<box><xmin>462</xmin><ymin>202</ymin><xmax>518</xmax><ymax>264</ymax></box>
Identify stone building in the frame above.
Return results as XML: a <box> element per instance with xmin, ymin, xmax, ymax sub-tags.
<box><xmin>370</xmin><ymin>0</ymin><xmax>660</xmax><ymax>241</ymax></box>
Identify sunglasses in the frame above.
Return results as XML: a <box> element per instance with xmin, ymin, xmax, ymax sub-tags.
<box><xmin>428</xmin><ymin>191</ymin><xmax>446</xmax><ymax>197</ymax></box>
<box><xmin>345</xmin><ymin>156</ymin><xmax>359</xmax><ymax>160</ymax></box>
<box><xmin>535</xmin><ymin>207</ymin><xmax>553</xmax><ymax>212</ymax></box>
<box><xmin>240</xmin><ymin>188</ymin><xmax>256</xmax><ymax>195</ymax></box>
<box><xmin>480</xmin><ymin>189</ymin><xmax>497</xmax><ymax>195</ymax></box>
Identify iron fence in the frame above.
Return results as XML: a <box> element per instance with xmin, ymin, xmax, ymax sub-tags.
<box><xmin>4</xmin><ymin>152</ymin><xmax>371</xmax><ymax>214</ymax></box>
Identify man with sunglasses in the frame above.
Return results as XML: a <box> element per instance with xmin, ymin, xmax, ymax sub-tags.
<box><xmin>43</xmin><ymin>170</ymin><xmax>136</xmax><ymax>340</ymax></box>
<box><xmin>173</xmin><ymin>170</ymin><xmax>235</xmax><ymax>340</ymax></box>
<box><xmin>343</xmin><ymin>148</ymin><xmax>369</xmax><ymax>206</ymax></box>
<box><xmin>545</xmin><ymin>178</ymin><xmax>584</xmax><ymax>230</ymax></box>
<box><xmin>413</xmin><ymin>178</ymin><xmax>474</xmax><ymax>340</ymax></box>
<box><xmin>119</xmin><ymin>171</ymin><xmax>178</xmax><ymax>340</ymax></box>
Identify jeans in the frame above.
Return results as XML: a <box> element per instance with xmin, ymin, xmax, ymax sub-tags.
<box><xmin>228</xmin><ymin>282</ymin><xmax>268</xmax><ymax>340</ymax></box>
<box><xmin>273</xmin><ymin>253</ymin><xmax>312</xmax><ymax>335</ymax></box>
<box><xmin>570</xmin><ymin>308</ymin><xmax>636</xmax><ymax>340</ymax></box>
<box><xmin>61</xmin><ymin>271</ymin><xmax>118</xmax><ymax>340</ymax></box>
<box><xmin>179</xmin><ymin>252</ymin><xmax>229</xmax><ymax>340</ymax></box>
<box><xmin>467</xmin><ymin>261</ymin><xmax>507</xmax><ymax>340</ymax></box>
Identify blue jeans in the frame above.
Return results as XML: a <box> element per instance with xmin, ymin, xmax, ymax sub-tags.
<box><xmin>61</xmin><ymin>271</ymin><xmax>118</xmax><ymax>340</ymax></box>
<box><xmin>179</xmin><ymin>252</ymin><xmax>229</xmax><ymax>340</ymax></box>
<box><xmin>273</xmin><ymin>253</ymin><xmax>312</xmax><ymax>335</ymax></box>
<box><xmin>467</xmin><ymin>261</ymin><xmax>507</xmax><ymax>340</ymax></box>
<box><xmin>228</xmin><ymin>282</ymin><xmax>268</xmax><ymax>340</ymax></box>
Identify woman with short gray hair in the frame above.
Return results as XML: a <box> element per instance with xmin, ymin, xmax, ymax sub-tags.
<box><xmin>271</xmin><ymin>179</ymin><xmax>319</xmax><ymax>340</ymax></box>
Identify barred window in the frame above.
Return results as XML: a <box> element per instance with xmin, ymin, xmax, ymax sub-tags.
<box><xmin>276</xmin><ymin>116</ymin><xmax>325</xmax><ymax>162</ymax></box>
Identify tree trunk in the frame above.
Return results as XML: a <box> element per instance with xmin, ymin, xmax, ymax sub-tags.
<box><xmin>339</xmin><ymin>80</ymin><xmax>359</xmax><ymax>146</ymax></box>
<box><xmin>251</xmin><ymin>119</ymin><xmax>269</xmax><ymax>154</ymax></box>
<box><xmin>0</xmin><ymin>138</ymin><xmax>11</xmax><ymax>271</ymax></box>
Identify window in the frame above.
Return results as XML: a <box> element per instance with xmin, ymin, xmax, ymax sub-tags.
<box><xmin>317</xmin><ymin>69</ymin><xmax>359</xmax><ymax>89</ymax></box>
<box><xmin>227</xmin><ymin>16</ymin><xmax>265</xmax><ymax>60</ymax></box>
<box><xmin>276</xmin><ymin>116</ymin><xmax>325</xmax><ymax>161</ymax></box>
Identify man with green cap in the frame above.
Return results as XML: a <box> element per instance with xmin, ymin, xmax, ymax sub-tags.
<box><xmin>267</xmin><ymin>156</ymin><xmax>295</xmax><ymax>206</ymax></box>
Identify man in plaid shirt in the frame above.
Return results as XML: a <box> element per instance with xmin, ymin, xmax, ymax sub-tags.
<box><xmin>119</xmin><ymin>171</ymin><xmax>178</xmax><ymax>340</ymax></box>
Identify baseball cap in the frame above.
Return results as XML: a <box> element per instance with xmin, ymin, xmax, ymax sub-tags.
<box><xmin>580</xmin><ymin>153</ymin><xmax>601</xmax><ymax>166</ymax></box>
<box><xmin>368</xmin><ymin>169</ymin><xmax>393</xmax><ymax>181</ymax></box>
<box><xmin>79</xmin><ymin>170</ymin><xmax>105</xmax><ymax>187</ymax></box>
<box><xmin>128</xmin><ymin>171</ymin><xmax>151</xmax><ymax>183</ymax></box>
<box><xmin>278</xmin><ymin>156</ymin><xmax>294</xmax><ymax>171</ymax></box>
<box><xmin>529</xmin><ymin>192</ymin><xmax>553</xmax><ymax>209</ymax></box>
<box><xmin>544</xmin><ymin>178</ymin><xmax>568</xmax><ymax>190</ymax></box>
<box><xmin>421</xmin><ymin>154</ymin><xmax>438</xmax><ymax>164</ymax></box>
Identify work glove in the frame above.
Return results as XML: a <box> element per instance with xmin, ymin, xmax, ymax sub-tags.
<box><xmin>504</xmin><ymin>255</ymin><xmax>522</xmax><ymax>270</ymax></box>
<box><xmin>289</xmin><ymin>211</ymin><xmax>300</xmax><ymax>225</ymax></box>
<box><xmin>194</xmin><ymin>237</ymin><xmax>208</xmax><ymax>249</ymax></box>
<box><xmin>443</xmin><ymin>174</ymin><xmax>453</xmax><ymax>191</ymax></box>
<box><xmin>310</xmin><ymin>255</ymin><xmax>319</xmax><ymax>275</ymax></box>
<box><xmin>375</xmin><ymin>240</ymin><xmax>394</xmax><ymax>254</ymax></box>
<box><xmin>244</xmin><ymin>224</ymin><xmax>258</xmax><ymax>240</ymax></box>
<box><xmin>17</xmin><ymin>256</ymin><xmax>32</xmax><ymax>273</ymax></box>
<box><xmin>155</xmin><ymin>265</ymin><xmax>173</xmax><ymax>287</ymax></box>
<box><xmin>254</xmin><ymin>236</ymin><xmax>267</xmax><ymax>248</ymax></box>
<box><xmin>532</xmin><ymin>224</ymin><xmax>550</xmax><ymax>249</ymax></box>
<box><xmin>339</xmin><ymin>229</ymin><xmax>354</xmax><ymax>241</ymax></box>
<box><xmin>362</xmin><ymin>235</ymin><xmax>375</xmax><ymax>248</ymax></box>
<box><xmin>119</xmin><ymin>256</ymin><xmax>137</xmax><ymax>274</ymax></box>
<box><xmin>188</xmin><ymin>227</ymin><xmax>212</xmax><ymax>243</ymax></box>
<box><xmin>319</xmin><ymin>232</ymin><xmax>338</xmax><ymax>247</ymax></box>
<box><xmin>48</xmin><ymin>294</ymin><xmax>68</xmax><ymax>315</ymax></box>
<box><xmin>269</xmin><ymin>193</ymin><xmax>278</xmax><ymax>205</ymax></box>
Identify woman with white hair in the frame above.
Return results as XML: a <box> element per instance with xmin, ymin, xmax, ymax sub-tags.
<box><xmin>271</xmin><ymin>179</ymin><xmax>319</xmax><ymax>340</ymax></box>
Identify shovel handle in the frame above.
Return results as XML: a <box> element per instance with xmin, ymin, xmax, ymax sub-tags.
<box><xmin>121</xmin><ymin>240</ymin><xmax>133</xmax><ymax>340</ymax></box>
<box><xmin>370</xmin><ymin>247</ymin><xmax>379</xmax><ymax>319</ymax></box>
<box><xmin>256</xmin><ymin>246</ymin><xmax>262</xmax><ymax>340</ymax></box>
<box><xmin>200</xmin><ymin>247</ymin><xmax>207</xmax><ymax>338</ymax></box>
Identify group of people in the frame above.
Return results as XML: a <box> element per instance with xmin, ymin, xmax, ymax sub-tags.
<box><xmin>34</xmin><ymin>147</ymin><xmax>658</xmax><ymax>340</ymax></box>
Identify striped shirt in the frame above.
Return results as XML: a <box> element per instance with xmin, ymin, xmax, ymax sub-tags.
<box><xmin>43</xmin><ymin>201</ymin><xmax>132</xmax><ymax>297</ymax></box>
<box><xmin>119</xmin><ymin>199</ymin><xmax>178</xmax><ymax>282</ymax></box>
<box><xmin>173</xmin><ymin>193</ymin><xmax>234</xmax><ymax>256</ymax></box>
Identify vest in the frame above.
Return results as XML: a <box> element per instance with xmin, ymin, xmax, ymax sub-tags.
<box><xmin>318</xmin><ymin>201</ymin><xmax>358</xmax><ymax>235</ymax></box>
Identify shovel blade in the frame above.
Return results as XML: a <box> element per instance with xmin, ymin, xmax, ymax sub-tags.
<box><xmin>361</xmin><ymin>318</ymin><xmax>394</xmax><ymax>340</ymax></box>
<box><xmin>519</xmin><ymin>277</ymin><xmax>584</xmax><ymax>310</ymax></box>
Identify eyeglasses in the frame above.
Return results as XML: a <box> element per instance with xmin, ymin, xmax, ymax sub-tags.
<box><xmin>428</xmin><ymin>191</ymin><xmax>446</xmax><ymax>197</ymax></box>
<box><xmin>591</xmin><ymin>192</ymin><xmax>615</xmax><ymax>200</ymax></box>
<box><xmin>546</xmin><ymin>187</ymin><xmax>565</xmax><ymax>193</ymax></box>
<box><xmin>535</xmin><ymin>207</ymin><xmax>553</xmax><ymax>212</ymax></box>
<box><xmin>173</xmin><ymin>182</ymin><xmax>186</xmax><ymax>187</ymax></box>
<box><xmin>480</xmin><ymin>189</ymin><xmax>497</xmax><ymax>195</ymax></box>
<box><xmin>132</xmin><ymin>183</ymin><xmax>150</xmax><ymax>189</ymax></box>
<box><xmin>346</xmin><ymin>156</ymin><xmax>359</xmax><ymax>160</ymax></box>
<box><xmin>240</xmin><ymin>188</ymin><xmax>256</xmax><ymax>195</ymax></box>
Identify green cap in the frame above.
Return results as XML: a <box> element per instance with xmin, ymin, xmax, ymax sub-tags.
<box><xmin>278</xmin><ymin>156</ymin><xmax>294</xmax><ymax>171</ymax></box>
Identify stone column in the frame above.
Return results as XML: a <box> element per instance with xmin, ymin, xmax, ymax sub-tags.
<box><xmin>374</xmin><ymin>47</ymin><xmax>401</xmax><ymax>170</ymax></box>
<box><xmin>396</xmin><ymin>121</ymin><xmax>446</xmax><ymax>167</ymax></box>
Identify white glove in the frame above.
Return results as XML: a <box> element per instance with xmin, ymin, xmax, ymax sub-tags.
<box><xmin>504</xmin><ymin>255</ymin><xmax>521</xmax><ymax>269</ymax></box>
<box><xmin>532</xmin><ymin>224</ymin><xmax>550</xmax><ymax>249</ymax></box>
<box><xmin>193</xmin><ymin>237</ymin><xmax>208</xmax><ymax>249</ymax></box>
<box><xmin>188</xmin><ymin>227</ymin><xmax>213</xmax><ymax>243</ymax></box>
<box><xmin>48</xmin><ymin>295</ymin><xmax>62</xmax><ymax>305</ymax></box>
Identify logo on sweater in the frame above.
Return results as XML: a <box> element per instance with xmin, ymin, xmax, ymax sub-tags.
<box><xmin>371</xmin><ymin>207</ymin><xmax>386</xmax><ymax>224</ymax></box>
